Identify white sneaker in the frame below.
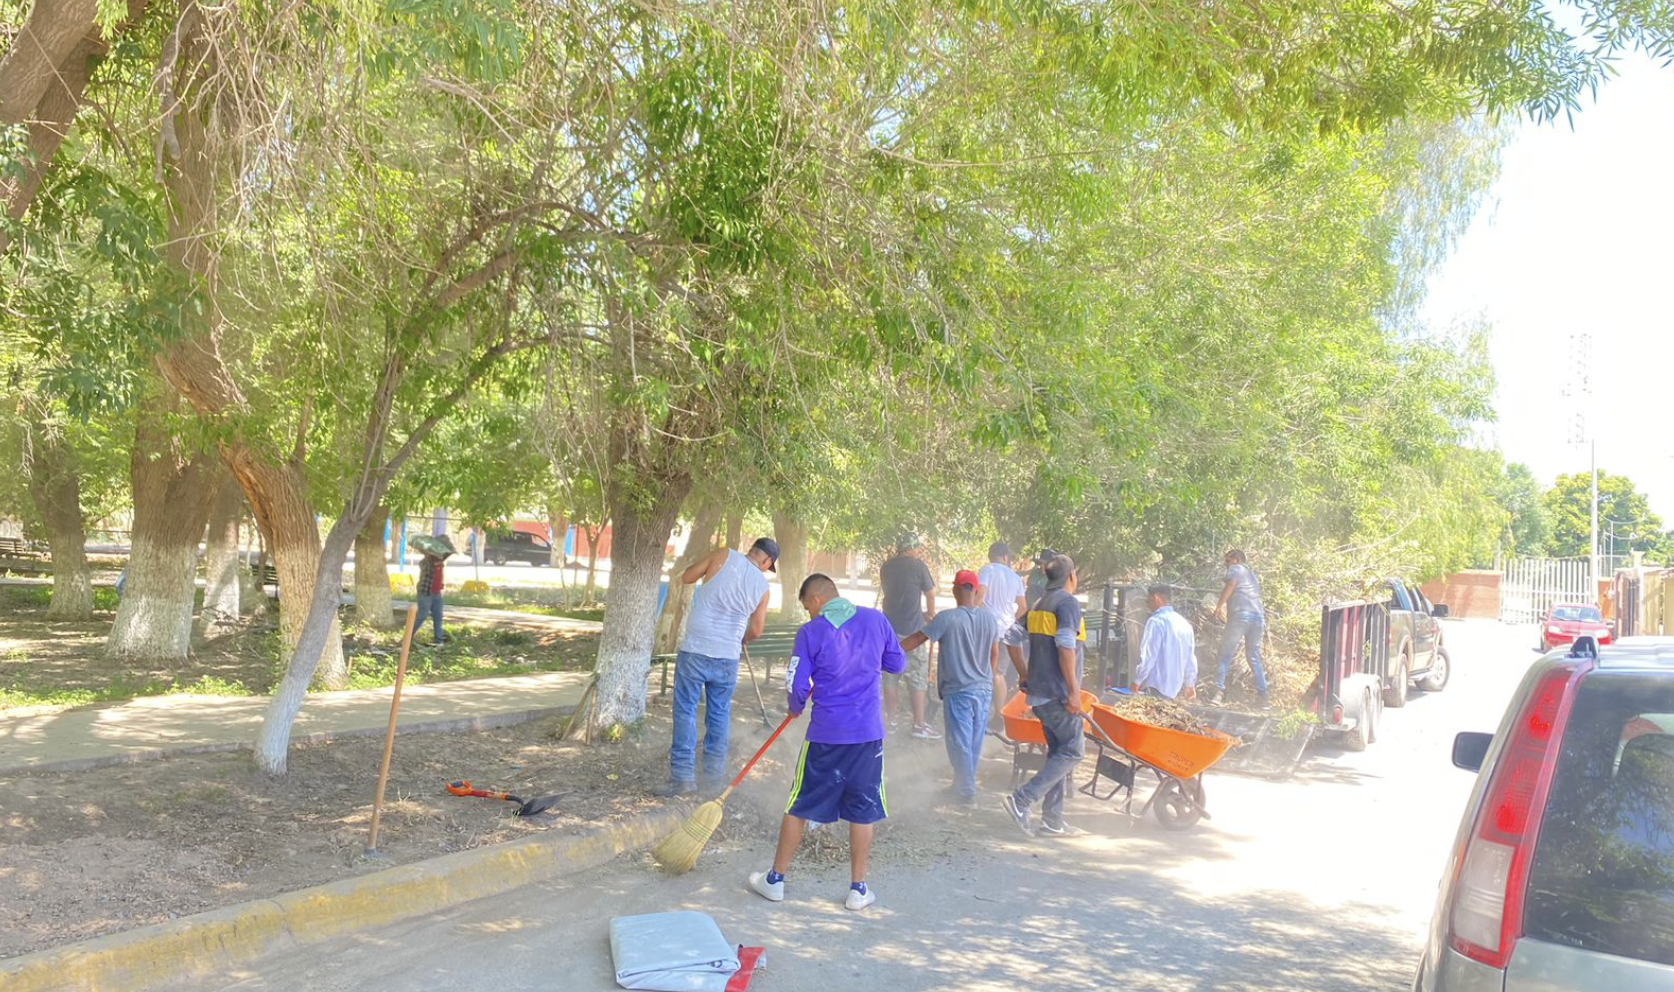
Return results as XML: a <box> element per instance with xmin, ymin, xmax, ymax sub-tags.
<box><xmin>748</xmin><ymin>870</ymin><xmax>784</xmax><ymax>903</ymax></box>
<box><xmin>911</xmin><ymin>724</ymin><xmax>943</xmax><ymax>741</ymax></box>
<box><xmin>844</xmin><ymin>885</ymin><xmax>876</xmax><ymax>911</ymax></box>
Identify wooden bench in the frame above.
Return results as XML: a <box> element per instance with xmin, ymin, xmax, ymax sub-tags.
<box><xmin>0</xmin><ymin>536</ymin><xmax>46</xmax><ymax>560</ymax></box>
<box><xmin>651</xmin><ymin>621</ymin><xmax>802</xmax><ymax>697</ymax></box>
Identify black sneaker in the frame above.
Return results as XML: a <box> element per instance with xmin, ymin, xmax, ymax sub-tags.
<box><xmin>1256</xmin><ymin>696</ymin><xmax>1273</xmax><ymax>711</ymax></box>
<box><xmin>1001</xmin><ymin>794</ymin><xmax>1036</xmax><ymax>838</ymax></box>
<box><xmin>1038</xmin><ymin>820</ymin><xmax>1080</xmax><ymax>837</ymax></box>
<box><xmin>654</xmin><ymin>779</ymin><xmax>698</xmax><ymax>798</ymax></box>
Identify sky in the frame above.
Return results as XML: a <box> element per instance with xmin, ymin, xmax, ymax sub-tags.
<box><xmin>1421</xmin><ymin>53</ymin><xmax>1674</xmax><ymax>520</ymax></box>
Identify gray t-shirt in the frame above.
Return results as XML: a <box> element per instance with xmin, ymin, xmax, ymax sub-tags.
<box><xmin>1227</xmin><ymin>563</ymin><xmax>1263</xmax><ymax>617</ymax></box>
<box><xmin>879</xmin><ymin>554</ymin><xmax>935</xmax><ymax>636</ymax></box>
<box><xmin>920</xmin><ymin>607</ymin><xmax>998</xmax><ymax>697</ymax></box>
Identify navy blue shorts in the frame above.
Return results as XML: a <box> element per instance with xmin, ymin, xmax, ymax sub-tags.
<box><xmin>784</xmin><ymin>740</ymin><xmax>887</xmax><ymax>825</ymax></box>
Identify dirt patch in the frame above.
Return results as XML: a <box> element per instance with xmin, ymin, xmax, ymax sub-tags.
<box><xmin>0</xmin><ymin>697</ymin><xmax>981</xmax><ymax>959</ymax></box>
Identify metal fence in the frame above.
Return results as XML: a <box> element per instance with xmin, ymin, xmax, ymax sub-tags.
<box><xmin>1499</xmin><ymin>556</ymin><xmax>1594</xmax><ymax>625</ymax></box>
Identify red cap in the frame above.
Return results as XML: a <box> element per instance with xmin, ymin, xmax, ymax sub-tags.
<box><xmin>954</xmin><ymin>569</ymin><xmax>980</xmax><ymax>590</ymax></box>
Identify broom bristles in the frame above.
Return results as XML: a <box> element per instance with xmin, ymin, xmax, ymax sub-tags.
<box><xmin>652</xmin><ymin>798</ymin><xmax>725</xmax><ymax>874</ymax></box>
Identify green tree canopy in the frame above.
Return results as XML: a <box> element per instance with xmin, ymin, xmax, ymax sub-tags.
<box><xmin>1545</xmin><ymin>470</ymin><xmax>1671</xmax><ymax>562</ymax></box>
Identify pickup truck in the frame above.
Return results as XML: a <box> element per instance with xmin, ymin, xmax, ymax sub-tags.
<box><xmin>1314</xmin><ymin>579</ymin><xmax>1452</xmax><ymax>751</ymax></box>
<box><xmin>1381</xmin><ymin>579</ymin><xmax>1451</xmax><ymax>707</ymax></box>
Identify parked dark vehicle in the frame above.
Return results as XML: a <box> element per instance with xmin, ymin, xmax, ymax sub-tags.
<box><xmin>1313</xmin><ymin>581</ymin><xmax>1452</xmax><ymax>751</ymax></box>
<box><xmin>1413</xmin><ymin>636</ymin><xmax>1674</xmax><ymax>991</ymax></box>
<box><xmin>1384</xmin><ymin>580</ymin><xmax>1451</xmax><ymax>707</ymax></box>
<box><xmin>485</xmin><ymin>531</ymin><xmax>554</xmax><ymax>567</ymax></box>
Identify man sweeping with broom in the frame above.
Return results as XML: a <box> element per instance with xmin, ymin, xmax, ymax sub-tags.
<box><xmin>748</xmin><ymin>573</ymin><xmax>904</xmax><ymax>911</ymax></box>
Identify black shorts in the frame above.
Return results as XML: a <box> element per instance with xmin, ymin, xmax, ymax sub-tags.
<box><xmin>784</xmin><ymin>740</ymin><xmax>887</xmax><ymax>825</ymax></box>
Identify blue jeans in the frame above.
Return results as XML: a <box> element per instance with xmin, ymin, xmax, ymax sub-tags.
<box><xmin>415</xmin><ymin>593</ymin><xmax>444</xmax><ymax>642</ymax></box>
<box><xmin>942</xmin><ymin>688</ymin><xmax>992</xmax><ymax>797</ymax></box>
<box><xmin>669</xmin><ymin>650</ymin><xmax>738</xmax><ymax>784</ymax></box>
<box><xmin>1013</xmin><ymin>700</ymin><xmax>1084</xmax><ymax>826</ymax></box>
<box><xmin>1216</xmin><ymin>612</ymin><xmax>1269</xmax><ymax>695</ymax></box>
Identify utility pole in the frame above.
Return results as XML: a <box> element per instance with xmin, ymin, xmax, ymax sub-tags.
<box><xmin>1591</xmin><ymin>437</ymin><xmax>1599</xmax><ymax>594</ymax></box>
<box><xmin>1565</xmin><ymin>329</ymin><xmax>1597</xmax><ymax>595</ymax></box>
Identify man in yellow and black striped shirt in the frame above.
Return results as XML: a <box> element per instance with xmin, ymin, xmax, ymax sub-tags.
<box><xmin>1002</xmin><ymin>554</ymin><xmax>1086</xmax><ymax>838</ymax></box>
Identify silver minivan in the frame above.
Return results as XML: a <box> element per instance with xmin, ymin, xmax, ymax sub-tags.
<box><xmin>1413</xmin><ymin>636</ymin><xmax>1674</xmax><ymax>991</ymax></box>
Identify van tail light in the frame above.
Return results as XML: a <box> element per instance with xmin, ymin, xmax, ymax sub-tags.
<box><xmin>1445</xmin><ymin>665</ymin><xmax>1585</xmax><ymax>969</ymax></box>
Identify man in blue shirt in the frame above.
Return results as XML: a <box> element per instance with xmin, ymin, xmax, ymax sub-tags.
<box><xmin>1211</xmin><ymin>549</ymin><xmax>1270</xmax><ymax>709</ymax></box>
<box><xmin>750</xmin><ymin>574</ymin><xmax>904</xmax><ymax>912</ymax></box>
<box><xmin>1002</xmin><ymin>554</ymin><xmax>1085</xmax><ymax>838</ymax></box>
<box><xmin>902</xmin><ymin>570</ymin><xmax>999</xmax><ymax>807</ymax></box>
<box><xmin>1134</xmin><ymin>584</ymin><xmax>1198</xmax><ymax>699</ymax></box>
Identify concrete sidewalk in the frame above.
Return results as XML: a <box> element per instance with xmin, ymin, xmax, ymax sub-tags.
<box><xmin>0</xmin><ymin>670</ymin><xmax>592</xmax><ymax>775</ymax></box>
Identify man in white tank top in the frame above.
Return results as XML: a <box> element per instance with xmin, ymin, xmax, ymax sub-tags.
<box><xmin>657</xmin><ymin>536</ymin><xmax>778</xmax><ymax>797</ymax></box>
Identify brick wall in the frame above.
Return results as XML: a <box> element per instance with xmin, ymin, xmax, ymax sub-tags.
<box><xmin>1420</xmin><ymin>570</ymin><xmax>1501</xmax><ymax>621</ymax></box>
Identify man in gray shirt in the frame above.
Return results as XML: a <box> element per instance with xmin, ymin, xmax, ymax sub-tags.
<box><xmin>901</xmin><ymin>570</ymin><xmax>997</xmax><ymax>807</ymax></box>
<box><xmin>878</xmin><ymin>534</ymin><xmax>938</xmax><ymax>739</ymax></box>
<box><xmin>1211</xmin><ymin>548</ymin><xmax>1270</xmax><ymax>709</ymax></box>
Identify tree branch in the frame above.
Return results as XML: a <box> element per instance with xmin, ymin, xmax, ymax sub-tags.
<box><xmin>377</xmin><ymin>333</ymin><xmax>553</xmax><ymax>487</ymax></box>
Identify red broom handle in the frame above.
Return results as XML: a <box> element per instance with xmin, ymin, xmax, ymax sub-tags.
<box><xmin>720</xmin><ymin>711</ymin><xmax>798</xmax><ymax>799</ymax></box>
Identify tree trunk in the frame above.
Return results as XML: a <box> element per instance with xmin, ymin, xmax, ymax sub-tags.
<box><xmin>107</xmin><ymin>397</ymin><xmax>217</xmax><ymax>660</ymax></box>
<box><xmin>254</xmin><ymin>512</ymin><xmax>359</xmax><ymax>774</ymax></box>
<box><xmin>244</xmin><ymin>515</ymin><xmax>269</xmax><ymax>620</ymax></box>
<box><xmin>354</xmin><ymin>504</ymin><xmax>396</xmax><ymax>629</ymax></box>
<box><xmin>23</xmin><ymin>421</ymin><xmax>93</xmax><ymax>620</ymax></box>
<box><xmin>148</xmin><ymin>3</ymin><xmax>345</xmax><ymax>688</ymax></box>
<box><xmin>772</xmin><ymin>512</ymin><xmax>810</xmax><ymax>620</ymax></box>
<box><xmin>547</xmin><ymin>506</ymin><xmax>567</xmax><ymax>567</ymax></box>
<box><xmin>0</xmin><ymin>0</ymin><xmax>147</xmax><ymax>254</ymax></box>
<box><xmin>725</xmin><ymin>514</ymin><xmax>742</xmax><ymax>552</ymax></box>
<box><xmin>583</xmin><ymin>523</ymin><xmax>603</xmax><ymax>606</ymax></box>
<box><xmin>232</xmin><ymin>454</ymin><xmax>347</xmax><ymax>688</ymax></box>
<box><xmin>199</xmin><ymin>472</ymin><xmax>243</xmax><ymax>632</ymax></box>
<box><xmin>654</xmin><ymin>502</ymin><xmax>721</xmax><ymax>654</ymax></box>
<box><xmin>0</xmin><ymin>0</ymin><xmax>98</xmax><ymax>125</ymax></box>
<box><xmin>594</xmin><ymin>481</ymin><xmax>690</xmax><ymax>729</ymax></box>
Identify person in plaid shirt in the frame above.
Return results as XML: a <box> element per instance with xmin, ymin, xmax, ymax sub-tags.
<box><xmin>416</xmin><ymin>548</ymin><xmax>447</xmax><ymax>645</ymax></box>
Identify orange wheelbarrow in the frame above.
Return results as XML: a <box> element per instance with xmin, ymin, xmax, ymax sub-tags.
<box><xmin>993</xmin><ymin>692</ymin><xmax>1237</xmax><ymax>830</ymax></box>
<box><xmin>992</xmin><ymin>690</ymin><xmax>1100</xmax><ymax>791</ymax></box>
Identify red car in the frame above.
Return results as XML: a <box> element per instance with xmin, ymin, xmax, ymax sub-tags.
<box><xmin>1539</xmin><ymin>603</ymin><xmax>1613</xmax><ymax>651</ymax></box>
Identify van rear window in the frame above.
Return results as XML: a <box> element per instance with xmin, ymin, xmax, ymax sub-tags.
<box><xmin>1523</xmin><ymin>678</ymin><xmax>1674</xmax><ymax>966</ymax></box>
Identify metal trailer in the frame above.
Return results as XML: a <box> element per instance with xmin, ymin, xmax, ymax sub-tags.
<box><xmin>1312</xmin><ymin>600</ymin><xmax>1391</xmax><ymax>752</ymax></box>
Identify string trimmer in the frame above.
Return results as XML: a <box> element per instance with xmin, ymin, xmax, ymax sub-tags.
<box><xmin>445</xmin><ymin>780</ymin><xmax>567</xmax><ymax>817</ymax></box>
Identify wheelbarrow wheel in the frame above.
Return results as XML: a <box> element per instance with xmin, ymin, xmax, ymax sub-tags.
<box><xmin>1153</xmin><ymin>777</ymin><xmax>1205</xmax><ymax>831</ymax></box>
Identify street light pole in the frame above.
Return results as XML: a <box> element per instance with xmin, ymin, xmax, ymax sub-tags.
<box><xmin>1590</xmin><ymin>438</ymin><xmax>1600</xmax><ymax>594</ymax></box>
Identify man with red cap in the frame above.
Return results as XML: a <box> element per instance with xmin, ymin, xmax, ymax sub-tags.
<box><xmin>901</xmin><ymin>569</ymin><xmax>1000</xmax><ymax>807</ymax></box>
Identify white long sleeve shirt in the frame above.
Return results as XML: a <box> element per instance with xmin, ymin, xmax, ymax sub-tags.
<box><xmin>1135</xmin><ymin>605</ymin><xmax>1198</xmax><ymax>699</ymax></box>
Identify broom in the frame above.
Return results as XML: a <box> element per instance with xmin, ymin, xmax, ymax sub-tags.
<box><xmin>653</xmin><ymin>710</ymin><xmax>799</xmax><ymax>874</ymax></box>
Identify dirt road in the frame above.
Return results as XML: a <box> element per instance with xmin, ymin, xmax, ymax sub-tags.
<box><xmin>182</xmin><ymin>620</ymin><xmax>1534</xmax><ymax>992</ymax></box>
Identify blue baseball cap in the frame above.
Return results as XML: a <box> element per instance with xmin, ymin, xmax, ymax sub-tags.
<box><xmin>750</xmin><ymin>537</ymin><xmax>780</xmax><ymax>571</ymax></box>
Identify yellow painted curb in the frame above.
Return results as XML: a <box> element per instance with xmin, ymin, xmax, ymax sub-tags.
<box><xmin>0</xmin><ymin>806</ymin><xmax>682</xmax><ymax>992</ymax></box>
